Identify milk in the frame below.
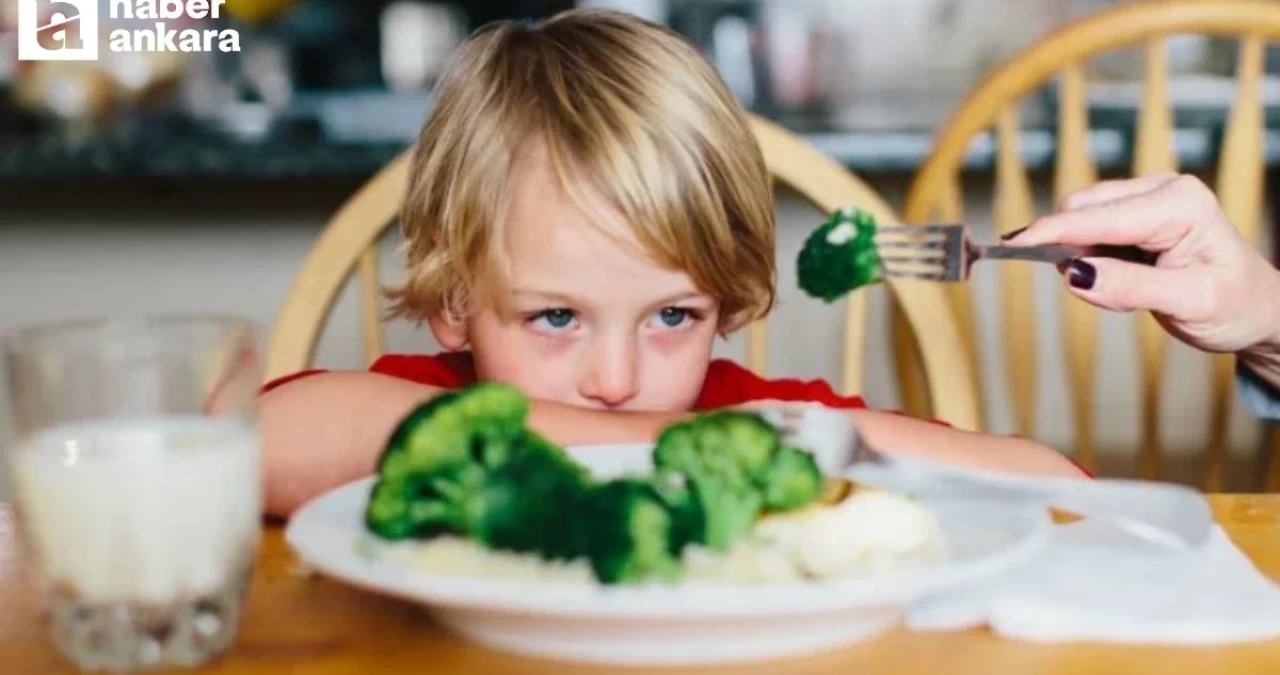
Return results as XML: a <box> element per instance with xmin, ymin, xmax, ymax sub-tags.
<box><xmin>9</xmin><ymin>416</ymin><xmax>261</xmax><ymax>606</ymax></box>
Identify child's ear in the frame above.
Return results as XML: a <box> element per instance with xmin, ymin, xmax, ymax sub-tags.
<box><xmin>427</xmin><ymin>309</ymin><xmax>468</xmax><ymax>351</ymax></box>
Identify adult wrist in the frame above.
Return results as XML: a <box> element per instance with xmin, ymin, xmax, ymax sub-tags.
<box><xmin>1239</xmin><ymin>267</ymin><xmax>1280</xmax><ymax>390</ymax></box>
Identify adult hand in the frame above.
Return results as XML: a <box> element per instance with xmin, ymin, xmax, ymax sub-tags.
<box><xmin>1005</xmin><ymin>173</ymin><xmax>1280</xmax><ymax>387</ymax></box>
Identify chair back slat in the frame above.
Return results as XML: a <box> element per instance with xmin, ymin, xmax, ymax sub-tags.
<box><xmin>890</xmin><ymin>302</ymin><xmax>929</xmax><ymax>420</ymax></box>
<box><xmin>841</xmin><ymin>292</ymin><xmax>869</xmax><ymax>396</ymax></box>
<box><xmin>1206</xmin><ymin>35</ymin><xmax>1267</xmax><ymax>491</ymax></box>
<box><xmin>357</xmin><ymin>246</ymin><xmax>386</xmax><ymax>367</ymax></box>
<box><xmin>266</xmin><ymin>154</ymin><xmax>411</xmax><ymax>380</ymax></box>
<box><xmin>1133</xmin><ymin>37</ymin><xmax>1180</xmax><ymax>480</ymax></box>
<box><xmin>1133</xmin><ymin>39</ymin><xmax>1179</xmax><ymax>176</ymax></box>
<box><xmin>941</xmin><ymin>177</ymin><xmax>987</xmax><ymax>423</ymax></box>
<box><xmin>1218</xmin><ymin>36</ymin><xmax>1267</xmax><ymax>244</ymax></box>
<box><xmin>1054</xmin><ymin>64</ymin><xmax>1101</xmax><ymax>471</ymax></box>
<box><xmin>890</xmin><ymin>176</ymin><xmax>972</xmax><ymax>423</ymax></box>
<box><xmin>996</xmin><ymin>107</ymin><xmax>1040</xmax><ymax>437</ymax></box>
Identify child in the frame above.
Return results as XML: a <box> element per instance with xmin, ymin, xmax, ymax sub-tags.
<box><xmin>259</xmin><ymin>9</ymin><xmax>1083</xmax><ymax>517</ymax></box>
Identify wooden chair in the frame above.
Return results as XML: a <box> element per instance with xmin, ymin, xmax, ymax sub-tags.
<box><xmin>265</xmin><ymin>114</ymin><xmax>981</xmax><ymax>430</ymax></box>
<box><xmin>901</xmin><ymin>0</ymin><xmax>1280</xmax><ymax>490</ymax></box>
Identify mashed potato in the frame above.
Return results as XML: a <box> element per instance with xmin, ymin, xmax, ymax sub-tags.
<box><xmin>383</xmin><ymin>484</ymin><xmax>945</xmax><ymax>586</ymax></box>
<box><xmin>385</xmin><ymin>536</ymin><xmax>595</xmax><ymax>583</ymax></box>
<box><xmin>685</xmin><ymin>486</ymin><xmax>946</xmax><ymax>583</ymax></box>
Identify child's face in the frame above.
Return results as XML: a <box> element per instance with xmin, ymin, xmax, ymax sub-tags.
<box><xmin>432</xmin><ymin>160</ymin><xmax>720</xmax><ymax>412</ymax></box>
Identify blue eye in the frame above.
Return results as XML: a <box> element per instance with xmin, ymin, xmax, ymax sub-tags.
<box><xmin>529</xmin><ymin>308</ymin><xmax>578</xmax><ymax>333</ymax></box>
<box><xmin>653</xmin><ymin>307</ymin><xmax>694</xmax><ymax>329</ymax></box>
<box><xmin>658</xmin><ymin>307</ymin><xmax>687</xmax><ymax>326</ymax></box>
<box><xmin>543</xmin><ymin>309</ymin><xmax>575</xmax><ymax>328</ymax></box>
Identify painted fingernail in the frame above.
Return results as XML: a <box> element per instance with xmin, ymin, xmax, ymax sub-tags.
<box><xmin>1067</xmin><ymin>260</ymin><xmax>1097</xmax><ymax>290</ymax></box>
<box><xmin>1000</xmin><ymin>226</ymin><xmax>1028</xmax><ymax>241</ymax></box>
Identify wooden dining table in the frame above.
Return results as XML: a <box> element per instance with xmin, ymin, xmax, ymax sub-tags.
<box><xmin>3</xmin><ymin>496</ymin><xmax>1280</xmax><ymax>674</ymax></box>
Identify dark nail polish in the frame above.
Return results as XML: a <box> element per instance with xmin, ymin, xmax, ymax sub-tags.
<box><xmin>1067</xmin><ymin>260</ymin><xmax>1097</xmax><ymax>290</ymax></box>
<box><xmin>1000</xmin><ymin>226</ymin><xmax>1028</xmax><ymax>241</ymax></box>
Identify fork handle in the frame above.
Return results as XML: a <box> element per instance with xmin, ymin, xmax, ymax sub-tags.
<box><xmin>980</xmin><ymin>243</ymin><xmax>1157</xmax><ymax>266</ymax></box>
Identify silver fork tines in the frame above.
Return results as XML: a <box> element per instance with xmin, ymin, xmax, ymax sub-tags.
<box><xmin>874</xmin><ymin>224</ymin><xmax>968</xmax><ymax>281</ymax></box>
<box><xmin>873</xmin><ymin>223</ymin><xmax>1156</xmax><ymax>282</ymax></box>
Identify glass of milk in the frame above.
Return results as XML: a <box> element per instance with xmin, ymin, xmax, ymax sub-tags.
<box><xmin>1</xmin><ymin>315</ymin><xmax>262</xmax><ymax>671</ymax></box>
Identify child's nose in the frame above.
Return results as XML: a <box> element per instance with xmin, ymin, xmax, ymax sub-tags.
<box><xmin>579</xmin><ymin>344</ymin><xmax>639</xmax><ymax>408</ymax></box>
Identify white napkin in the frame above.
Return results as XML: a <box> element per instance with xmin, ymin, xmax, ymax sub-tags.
<box><xmin>907</xmin><ymin>519</ymin><xmax>1280</xmax><ymax>645</ymax></box>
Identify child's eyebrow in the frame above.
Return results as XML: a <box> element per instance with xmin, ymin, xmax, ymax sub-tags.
<box><xmin>648</xmin><ymin>292</ymin><xmax>714</xmax><ymax>307</ymax></box>
<box><xmin>507</xmin><ymin>289</ymin><xmax>586</xmax><ymax>306</ymax></box>
<box><xmin>508</xmin><ymin>289</ymin><xmax>714</xmax><ymax>309</ymax></box>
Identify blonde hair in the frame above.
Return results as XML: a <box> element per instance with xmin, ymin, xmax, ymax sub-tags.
<box><xmin>385</xmin><ymin>9</ymin><xmax>775</xmax><ymax>331</ymax></box>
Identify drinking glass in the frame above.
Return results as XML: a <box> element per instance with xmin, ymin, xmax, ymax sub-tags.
<box><xmin>1</xmin><ymin>315</ymin><xmax>263</xmax><ymax>672</ymax></box>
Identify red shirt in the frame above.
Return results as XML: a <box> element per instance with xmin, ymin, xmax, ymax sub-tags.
<box><xmin>261</xmin><ymin>352</ymin><xmax>872</xmax><ymax>411</ymax></box>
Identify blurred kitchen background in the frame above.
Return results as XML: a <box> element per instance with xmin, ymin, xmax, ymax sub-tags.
<box><xmin>1</xmin><ymin>0</ymin><xmax>1278</xmax><ymax>492</ymax></box>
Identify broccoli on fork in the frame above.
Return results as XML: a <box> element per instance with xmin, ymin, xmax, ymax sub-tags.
<box><xmin>797</xmin><ymin>206</ymin><xmax>884</xmax><ymax>302</ymax></box>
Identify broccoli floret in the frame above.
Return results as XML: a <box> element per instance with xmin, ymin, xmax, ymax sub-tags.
<box><xmin>652</xmin><ymin>411</ymin><xmax>775</xmax><ymax>551</ymax></box>
<box><xmin>363</xmin><ymin>382</ymin><xmax>687</xmax><ymax>584</ymax></box>
<box><xmin>655</xmin><ymin>410</ymin><xmax>777</xmax><ymax>480</ymax></box>
<box><xmin>477</xmin><ymin>434</ymin><xmax>593</xmax><ymax>558</ymax></box>
<box><xmin>364</xmin><ymin>456</ymin><xmax>490</xmax><ymax>540</ymax></box>
<box><xmin>372</xmin><ymin>384</ymin><xmax>528</xmax><ymax>486</ymax></box>
<box><xmin>644</xmin><ymin>470</ymin><xmax>705</xmax><ymax>555</ymax></box>
<box><xmin>364</xmin><ymin>384</ymin><xmax>828</xmax><ymax>586</ymax></box>
<box><xmin>759</xmin><ymin>445</ymin><xmax>824</xmax><ymax>512</ymax></box>
<box><xmin>364</xmin><ymin>383</ymin><xmax>591</xmax><ymax>546</ymax></box>
<box><xmin>580</xmin><ymin>479</ymin><xmax>683</xmax><ymax>584</ymax></box>
<box><xmin>651</xmin><ymin>410</ymin><xmax>826</xmax><ymax>551</ymax></box>
<box><xmin>797</xmin><ymin>206</ymin><xmax>884</xmax><ymax>302</ymax></box>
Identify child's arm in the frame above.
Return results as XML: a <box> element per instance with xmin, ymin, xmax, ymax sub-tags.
<box><xmin>847</xmin><ymin>409</ymin><xmax>1084</xmax><ymax>478</ymax></box>
<box><xmin>260</xmin><ymin>371</ymin><xmax>682</xmax><ymax>516</ymax></box>
<box><xmin>261</xmin><ymin>372</ymin><xmax>1083</xmax><ymax>517</ymax></box>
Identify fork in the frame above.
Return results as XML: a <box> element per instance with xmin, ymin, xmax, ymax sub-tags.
<box><xmin>875</xmin><ymin>224</ymin><xmax>1159</xmax><ymax>282</ymax></box>
<box><xmin>757</xmin><ymin>403</ymin><xmax>1213</xmax><ymax>551</ymax></box>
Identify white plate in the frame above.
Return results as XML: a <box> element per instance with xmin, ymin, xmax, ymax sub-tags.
<box><xmin>285</xmin><ymin>443</ymin><xmax>1051</xmax><ymax>666</ymax></box>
